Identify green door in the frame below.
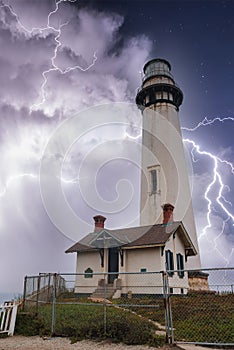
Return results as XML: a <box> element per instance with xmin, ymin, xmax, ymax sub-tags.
<box><xmin>108</xmin><ymin>247</ymin><xmax>119</xmax><ymax>284</ymax></box>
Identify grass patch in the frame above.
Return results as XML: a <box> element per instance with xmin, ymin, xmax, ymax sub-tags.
<box><xmin>112</xmin><ymin>296</ymin><xmax>166</xmax><ymax>325</ymax></box>
<box><xmin>17</xmin><ymin>293</ymin><xmax>234</xmax><ymax>344</ymax></box>
<box><xmin>171</xmin><ymin>293</ymin><xmax>234</xmax><ymax>343</ymax></box>
<box><xmin>120</xmin><ymin>293</ymin><xmax>234</xmax><ymax>343</ymax></box>
<box><xmin>15</xmin><ymin>303</ymin><xmax>164</xmax><ymax>347</ymax></box>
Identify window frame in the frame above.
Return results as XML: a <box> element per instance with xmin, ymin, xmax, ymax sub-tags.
<box><xmin>150</xmin><ymin>169</ymin><xmax>157</xmax><ymax>193</ymax></box>
<box><xmin>148</xmin><ymin>165</ymin><xmax>160</xmax><ymax>195</ymax></box>
<box><xmin>176</xmin><ymin>253</ymin><xmax>184</xmax><ymax>278</ymax></box>
<box><xmin>84</xmin><ymin>267</ymin><xmax>93</xmax><ymax>278</ymax></box>
<box><xmin>165</xmin><ymin>250</ymin><xmax>174</xmax><ymax>276</ymax></box>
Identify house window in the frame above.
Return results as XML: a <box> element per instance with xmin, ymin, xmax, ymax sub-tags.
<box><xmin>177</xmin><ymin>253</ymin><xmax>184</xmax><ymax>278</ymax></box>
<box><xmin>165</xmin><ymin>250</ymin><xmax>174</xmax><ymax>276</ymax></box>
<box><xmin>140</xmin><ymin>268</ymin><xmax>147</xmax><ymax>273</ymax></box>
<box><xmin>84</xmin><ymin>267</ymin><xmax>93</xmax><ymax>278</ymax></box>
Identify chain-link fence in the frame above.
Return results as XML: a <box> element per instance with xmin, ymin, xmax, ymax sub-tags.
<box><xmin>23</xmin><ymin>273</ymin><xmax>66</xmax><ymax>313</ymax></box>
<box><xmin>171</xmin><ymin>268</ymin><xmax>234</xmax><ymax>346</ymax></box>
<box><xmin>22</xmin><ymin>268</ymin><xmax>234</xmax><ymax>346</ymax></box>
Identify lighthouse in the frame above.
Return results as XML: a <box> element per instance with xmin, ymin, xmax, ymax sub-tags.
<box><xmin>136</xmin><ymin>58</ymin><xmax>201</xmax><ymax>268</ymax></box>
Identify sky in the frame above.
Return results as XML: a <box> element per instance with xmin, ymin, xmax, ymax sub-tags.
<box><xmin>0</xmin><ymin>0</ymin><xmax>233</xmax><ymax>293</ymax></box>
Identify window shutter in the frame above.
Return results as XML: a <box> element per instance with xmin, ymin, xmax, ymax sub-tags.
<box><xmin>166</xmin><ymin>250</ymin><xmax>174</xmax><ymax>276</ymax></box>
<box><xmin>177</xmin><ymin>253</ymin><xmax>184</xmax><ymax>278</ymax></box>
<box><xmin>170</xmin><ymin>250</ymin><xmax>174</xmax><ymax>271</ymax></box>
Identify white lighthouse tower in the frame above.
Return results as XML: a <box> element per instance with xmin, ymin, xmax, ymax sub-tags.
<box><xmin>136</xmin><ymin>58</ymin><xmax>201</xmax><ymax>268</ymax></box>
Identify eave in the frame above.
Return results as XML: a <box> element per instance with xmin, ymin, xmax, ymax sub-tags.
<box><xmin>122</xmin><ymin>243</ymin><xmax>163</xmax><ymax>250</ymax></box>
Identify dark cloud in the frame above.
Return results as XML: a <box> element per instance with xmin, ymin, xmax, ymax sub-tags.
<box><xmin>0</xmin><ymin>0</ymin><xmax>151</xmax><ymax>292</ymax></box>
<box><xmin>0</xmin><ymin>0</ymin><xmax>233</xmax><ymax>294</ymax></box>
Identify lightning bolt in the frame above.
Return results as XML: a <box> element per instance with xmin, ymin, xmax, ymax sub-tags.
<box><xmin>181</xmin><ymin>116</ymin><xmax>234</xmax><ymax>131</ymax></box>
<box><xmin>183</xmin><ymin>139</ymin><xmax>234</xmax><ymax>223</ymax></box>
<box><xmin>1</xmin><ymin>0</ymin><xmax>98</xmax><ymax>113</ymax></box>
<box><xmin>0</xmin><ymin>173</ymin><xmax>38</xmax><ymax>197</ymax></box>
<box><xmin>1</xmin><ymin>1</ymin><xmax>233</xmax><ymax>266</ymax></box>
<box><xmin>126</xmin><ymin>118</ymin><xmax>234</xmax><ymax>266</ymax></box>
<box><xmin>183</xmin><ymin>127</ymin><xmax>234</xmax><ymax>266</ymax></box>
<box><xmin>213</xmin><ymin>218</ymin><xmax>230</xmax><ymax>266</ymax></box>
<box><xmin>183</xmin><ymin>115</ymin><xmax>234</xmax><ymax>267</ymax></box>
<box><xmin>0</xmin><ymin>173</ymin><xmax>81</xmax><ymax>199</ymax></box>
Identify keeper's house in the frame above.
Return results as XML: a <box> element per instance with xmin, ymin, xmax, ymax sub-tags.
<box><xmin>66</xmin><ymin>204</ymin><xmax>198</xmax><ymax>297</ymax></box>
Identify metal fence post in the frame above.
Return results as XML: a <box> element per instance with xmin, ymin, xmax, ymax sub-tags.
<box><xmin>162</xmin><ymin>271</ymin><xmax>174</xmax><ymax>344</ymax></box>
<box><xmin>51</xmin><ymin>273</ymin><xmax>57</xmax><ymax>336</ymax></box>
<box><xmin>47</xmin><ymin>274</ymin><xmax>51</xmax><ymax>302</ymax></box>
<box><xmin>104</xmin><ymin>273</ymin><xmax>107</xmax><ymax>336</ymax></box>
<box><xmin>168</xmin><ymin>290</ymin><xmax>174</xmax><ymax>344</ymax></box>
<box><xmin>22</xmin><ymin>276</ymin><xmax>27</xmax><ymax>311</ymax></box>
<box><xmin>36</xmin><ymin>275</ymin><xmax>41</xmax><ymax>315</ymax></box>
<box><xmin>162</xmin><ymin>271</ymin><xmax>169</xmax><ymax>343</ymax></box>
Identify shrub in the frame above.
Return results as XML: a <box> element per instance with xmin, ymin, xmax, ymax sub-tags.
<box><xmin>15</xmin><ymin>313</ymin><xmax>45</xmax><ymax>336</ymax></box>
<box><xmin>15</xmin><ymin>304</ymin><xmax>164</xmax><ymax>347</ymax></box>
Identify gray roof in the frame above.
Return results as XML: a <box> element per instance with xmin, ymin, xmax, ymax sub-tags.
<box><xmin>65</xmin><ymin>221</ymin><xmax>197</xmax><ymax>256</ymax></box>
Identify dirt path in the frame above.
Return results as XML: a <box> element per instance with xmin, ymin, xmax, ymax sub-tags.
<box><xmin>0</xmin><ymin>336</ymin><xmax>180</xmax><ymax>350</ymax></box>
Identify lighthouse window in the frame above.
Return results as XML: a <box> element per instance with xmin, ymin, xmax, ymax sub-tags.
<box><xmin>148</xmin><ymin>165</ymin><xmax>160</xmax><ymax>195</ymax></box>
<box><xmin>150</xmin><ymin>170</ymin><xmax>157</xmax><ymax>193</ymax></box>
<box><xmin>156</xmin><ymin>91</ymin><xmax>161</xmax><ymax>99</ymax></box>
<box><xmin>162</xmin><ymin>91</ymin><xmax>167</xmax><ymax>99</ymax></box>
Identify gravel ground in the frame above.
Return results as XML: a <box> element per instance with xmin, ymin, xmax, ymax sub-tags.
<box><xmin>0</xmin><ymin>336</ymin><xmax>181</xmax><ymax>350</ymax></box>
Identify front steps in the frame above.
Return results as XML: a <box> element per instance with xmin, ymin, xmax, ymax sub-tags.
<box><xmin>91</xmin><ymin>284</ymin><xmax>116</xmax><ymax>299</ymax></box>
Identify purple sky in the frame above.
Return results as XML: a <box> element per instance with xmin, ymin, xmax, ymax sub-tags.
<box><xmin>0</xmin><ymin>0</ymin><xmax>233</xmax><ymax>293</ymax></box>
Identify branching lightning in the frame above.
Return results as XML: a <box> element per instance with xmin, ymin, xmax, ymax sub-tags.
<box><xmin>126</xmin><ymin>118</ymin><xmax>234</xmax><ymax>265</ymax></box>
<box><xmin>183</xmin><ymin>129</ymin><xmax>234</xmax><ymax>265</ymax></box>
<box><xmin>181</xmin><ymin>116</ymin><xmax>234</xmax><ymax>131</ymax></box>
<box><xmin>2</xmin><ymin>0</ymin><xmax>98</xmax><ymax>112</ymax></box>
<box><xmin>0</xmin><ymin>1</ymin><xmax>96</xmax><ymax>208</ymax></box>
<box><xmin>0</xmin><ymin>173</ymin><xmax>80</xmax><ymax>198</ymax></box>
<box><xmin>0</xmin><ymin>1</ymin><xmax>233</xmax><ymax>267</ymax></box>
<box><xmin>184</xmin><ymin>138</ymin><xmax>234</xmax><ymax>231</ymax></box>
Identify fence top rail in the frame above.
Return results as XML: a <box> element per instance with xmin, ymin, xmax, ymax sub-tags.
<box><xmin>24</xmin><ymin>267</ymin><xmax>234</xmax><ymax>279</ymax></box>
<box><xmin>59</xmin><ymin>267</ymin><xmax>234</xmax><ymax>275</ymax></box>
<box><xmin>185</xmin><ymin>267</ymin><xmax>234</xmax><ymax>272</ymax></box>
<box><xmin>59</xmin><ymin>271</ymin><xmax>164</xmax><ymax>276</ymax></box>
<box><xmin>25</xmin><ymin>271</ymin><xmax>163</xmax><ymax>278</ymax></box>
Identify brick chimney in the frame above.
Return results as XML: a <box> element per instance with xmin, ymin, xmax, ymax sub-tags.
<box><xmin>93</xmin><ymin>215</ymin><xmax>106</xmax><ymax>232</ymax></box>
<box><xmin>162</xmin><ymin>203</ymin><xmax>174</xmax><ymax>224</ymax></box>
